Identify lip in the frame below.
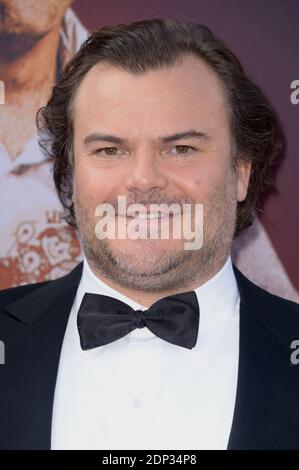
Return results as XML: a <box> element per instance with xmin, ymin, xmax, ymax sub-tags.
<box><xmin>118</xmin><ymin>207</ymin><xmax>181</xmax><ymax>218</ymax></box>
<box><xmin>125</xmin><ymin>205</ymin><xmax>181</xmax><ymax>216</ymax></box>
<box><xmin>117</xmin><ymin>213</ymin><xmax>179</xmax><ymax>219</ymax></box>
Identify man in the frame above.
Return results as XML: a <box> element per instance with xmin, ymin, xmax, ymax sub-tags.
<box><xmin>0</xmin><ymin>0</ymin><xmax>87</xmax><ymax>288</ymax></box>
<box><xmin>1</xmin><ymin>2</ymin><xmax>298</xmax><ymax>306</ymax></box>
<box><xmin>0</xmin><ymin>18</ymin><xmax>299</xmax><ymax>450</ymax></box>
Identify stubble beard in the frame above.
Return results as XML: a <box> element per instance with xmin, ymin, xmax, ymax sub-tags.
<box><xmin>72</xmin><ymin>180</ymin><xmax>237</xmax><ymax>292</ymax></box>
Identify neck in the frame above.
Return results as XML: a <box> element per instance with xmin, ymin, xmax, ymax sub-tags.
<box><xmin>86</xmin><ymin>254</ymin><xmax>230</xmax><ymax>308</ymax></box>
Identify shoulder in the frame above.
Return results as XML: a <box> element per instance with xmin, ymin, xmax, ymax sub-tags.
<box><xmin>0</xmin><ymin>262</ymin><xmax>83</xmax><ymax>313</ymax></box>
<box><xmin>0</xmin><ymin>280</ymin><xmax>51</xmax><ymax>308</ymax></box>
<box><xmin>234</xmin><ymin>264</ymin><xmax>299</xmax><ymax>309</ymax></box>
<box><xmin>233</xmin><ymin>265</ymin><xmax>299</xmax><ymax>340</ymax></box>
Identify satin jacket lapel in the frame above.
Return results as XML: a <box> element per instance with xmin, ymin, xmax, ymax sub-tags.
<box><xmin>0</xmin><ymin>262</ymin><xmax>83</xmax><ymax>450</ymax></box>
<box><xmin>228</xmin><ymin>267</ymin><xmax>299</xmax><ymax>449</ymax></box>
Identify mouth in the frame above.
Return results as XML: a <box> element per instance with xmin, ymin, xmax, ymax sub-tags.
<box><xmin>117</xmin><ymin>206</ymin><xmax>182</xmax><ymax>220</ymax></box>
<box><xmin>122</xmin><ymin>212</ymin><xmax>176</xmax><ymax>220</ymax></box>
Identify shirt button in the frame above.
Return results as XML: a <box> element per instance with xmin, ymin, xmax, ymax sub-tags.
<box><xmin>132</xmin><ymin>397</ymin><xmax>143</xmax><ymax>408</ymax></box>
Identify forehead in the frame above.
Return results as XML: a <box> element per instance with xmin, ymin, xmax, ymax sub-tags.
<box><xmin>72</xmin><ymin>54</ymin><xmax>229</xmax><ymax>135</ymax></box>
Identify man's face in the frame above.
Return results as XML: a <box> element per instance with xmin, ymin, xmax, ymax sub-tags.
<box><xmin>72</xmin><ymin>54</ymin><xmax>251</xmax><ymax>292</ymax></box>
<box><xmin>0</xmin><ymin>0</ymin><xmax>72</xmax><ymax>36</ymax></box>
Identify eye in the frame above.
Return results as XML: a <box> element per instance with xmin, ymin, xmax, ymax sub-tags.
<box><xmin>95</xmin><ymin>147</ymin><xmax>120</xmax><ymax>156</ymax></box>
<box><xmin>170</xmin><ymin>145</ymin><xmax>196</xmax><ymax>155</ymax></box>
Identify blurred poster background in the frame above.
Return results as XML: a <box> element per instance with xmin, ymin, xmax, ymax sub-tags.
<box><xmin>0</xmin><ymin>0</ymin><xmax>298</xmax><ymax>302</ymax></box>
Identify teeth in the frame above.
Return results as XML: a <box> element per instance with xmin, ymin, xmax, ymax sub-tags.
<box><xmin>128</xmin><ymin>212</ymin><xmax>169</xmax><ymax>219</ymax></box>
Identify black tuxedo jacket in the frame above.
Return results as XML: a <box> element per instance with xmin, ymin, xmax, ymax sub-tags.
<box><xmin>0</xmin><ymin>262</ymin><xmax>299</xmax><ymax>450</ymax></box>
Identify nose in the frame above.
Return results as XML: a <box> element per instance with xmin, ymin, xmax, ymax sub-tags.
<box><xmin>124</xmin><ymin>149</ymin><xmax>168</xmax><ymax>193</ymax></box>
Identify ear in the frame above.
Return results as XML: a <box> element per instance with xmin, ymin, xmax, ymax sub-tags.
<box><xmin>236</xmin><ymin>159</ymin><xmax>252</xmax><ymax>202</ymax></box>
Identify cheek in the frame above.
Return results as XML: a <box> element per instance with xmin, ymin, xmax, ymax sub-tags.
<box><xmin>73</xmin><ymin>163</ymin><xmax>109</xmax><ymax>207</ymax></box>
<box><xmin>187</xmin><ymin>169</ymin><xmax>237</xmax><ymax>217</ymax></box>
<box><xmin>179</xmin><ymin>165</ymin><xmax>226</xmax><ymax>202</ymax></box>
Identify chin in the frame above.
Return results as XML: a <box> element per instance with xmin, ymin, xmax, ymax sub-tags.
<box><xmin>110</xmin><ymin>238</ymin><xmax>183</xmax><ymax>259</ymax></box>
<box><xmin>107</xmin><ymin>239</ymin><xmax>181</xmax><ymax>275</ymax></box>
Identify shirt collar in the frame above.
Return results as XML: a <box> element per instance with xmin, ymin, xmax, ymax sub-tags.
<box><xmin>0</xmin><ymin>136</ymin><xmax>42</xmax><ymax>177</ymax></box>
<box><xmin>194</xmin><ymin>255</ymin><xmax>240</xmax><ymax>359</ymax></box>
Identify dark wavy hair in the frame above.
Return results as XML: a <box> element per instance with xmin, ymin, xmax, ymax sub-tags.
<box><xmin>37</xmin><ymin>17</ymin><xmax>284</xmax><ymax>237</ymax></box>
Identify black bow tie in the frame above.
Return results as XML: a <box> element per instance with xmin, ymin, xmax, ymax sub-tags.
<box><xmin>77</xmin><ymin>291</ymin><xmax>200</xmax><ymax>350</ymax></box>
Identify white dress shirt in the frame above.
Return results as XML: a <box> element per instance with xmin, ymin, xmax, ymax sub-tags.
<box><xmin>51</xmin><ymin>255</ymin><xmax>240</xmax><ymax>450</ymax></box>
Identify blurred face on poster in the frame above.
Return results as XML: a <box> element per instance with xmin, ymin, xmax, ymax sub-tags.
<box><xmin>0</xmin><ymin>0</ymin><xmax>72</xmax><ymax>36</ymax></box>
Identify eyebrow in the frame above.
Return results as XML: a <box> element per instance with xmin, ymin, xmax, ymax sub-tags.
<box><xmin>83</xmin><ymin>130</ymin><xmax>210</xmax><ymax>147</ymax></box>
